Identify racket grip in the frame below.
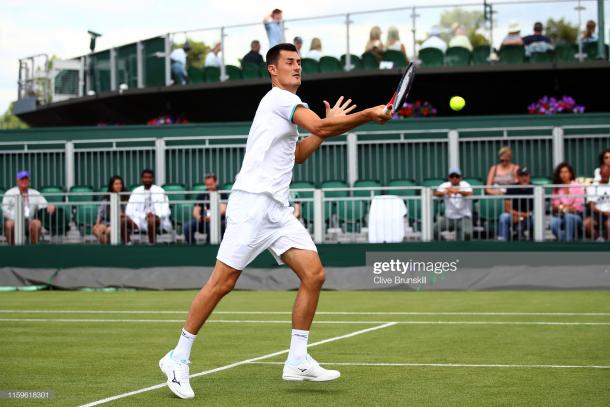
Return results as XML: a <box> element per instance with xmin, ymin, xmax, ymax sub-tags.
<box><xmin>383</xmin><ymin>105</ymin><xmax>391</xmax><ymax>115</ymax></box>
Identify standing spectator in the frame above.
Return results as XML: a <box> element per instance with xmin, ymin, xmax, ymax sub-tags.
<box><xmin>2</xmin><ymin>170</ymin><xmax>55</xmax><ymax>245</ymax></box>
<box><xmin>522</xmin><ymin>22</ymin><xmax>553</xmax><ymax>56</ymax></box>
<box><xmin>501</xmin><ymin>21</ymin><xmax>524</xmax><ymax>46</ymax></box>
<box><xmin>420</xmin><ymin>26</ymin><xmax>447</xmax><ymax>53</ymax></box>
<box><xmin>263</xmin><ymin>9</ymin><xmax>284</xmax><ymax>48</ymax></box>
<box><xmin>433</xmin><ymin>167</ymin><xmax>473</xmax><ymax>240</ymax></box>
<box><xmin>448</xmin><ymin>24</ymin><xmax>473</xmax><ymax>51</ymax></box>
<box><xmin>386</xmin><ymin>26</ymin><xmax>407</xmax><ymax>56</ymax></box>
<box><xmin>365</xmin><ymin>26</ymin><xmax>384</xmax><ymax>60</ymax></box>
<box><xmin>204</xmin><ymin>42</ymin><xmax>222</xmax><ymax>67</ymax></box>
<box><xmin>293</xmin><ymin>36</ymin><xmax>303</xmax><ymax>53</ymax></box>
<box><xmin>183</xmin><ymin>173</ymin><xmax>228</xmax><ymax>244</ymax></box>
<box><xmin>581</xmin><ymin>20</ymin><xmax>598</xmax><ymax>43</ymax></box>
<box><xmin>170</xmin><ymin>42</ymin><xmax>191</xmax><ymax>85</ymax></box>
<box><xmin>125</xmin><ymin>169</ymin><xmax>172</xmax><ymax>244</ymax></box>
<box><xmin>498</xmin><ymin>167</ymin><xmax>534</xmax><ymax>241</ymax></box>
<box><xmin>242</xmin><ymin>40</ymin><xmax>264</xmax><ymax>66</ymax></box>
<box><xmin>551</xmin><ymin>162</ymin><xmax>584</xmax><ymax>241</ymax></box>
<box><xmin>593</xmin><ymin>148</ymin><xmax>610</xmax><ymax>183</ymax></box>
<box><xmin>486</xmin><ymin>146</ymin><xmax>520</xmax><ymax>195</ymax></box>
<box><xmin>305</xmin><ymin>37</ymin><xmax>322</xmax><ymax>61</ymax></box>
<box><xmin>92</xmin><ymin>175</ymin><xmax>134</xmax><ymax>244</ymax></box>
<box><xmin>584</xmin><ymin>164</ymin><xmax>610</xmax><ymax>240</ymax></box>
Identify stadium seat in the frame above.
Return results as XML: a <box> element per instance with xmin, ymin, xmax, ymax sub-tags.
<box><xmin>68</xmin><ymin>185</ymin><xmax>94</xmax><ymax>202</ymax></box>
<box><xmin>530</xmin><ymin>51</ymin><xmax>554</xmax><ymax>63</ymax></box>
<box><xmin>478</xmin><ymin>197</ymin><xmax>505</xmax><ymax>237</ymax></box>
<box><xmin>241</xmin><ymin>63</ymin><xmax>261</xmax><ymax>79</ymax></box>
<box><xmin>258</xmin><ymin>62</ymin><xmax>269</xmax><ymax>77</ymax></box>
<box><xmin>187</xmin><ymin>67</ymin><xmax>204</xmax><ymax>84</ymax></box>
<box><xmin>337</xmin><ymin>200</ymin><xmax>367</xmax><ymax>232</ymax></box>
<box><xmin>353</xmin><ymin>180</ymin><xmax>382</xmax><ymax>197</ymax></box>
<box><xmin>76</xmin><ymin>204</ymin><xmax>98</xmax><ymax>236</ymax></box>
<box><xmin>583</xmin><ymin>42</ymin><xmax>609</xmax><ymax>60</ymax></box>
<box><xmin>422</xmin><ymin>178</ymin><xmax>445</xmax><ymax>189</ymax></box>
<box><xmin>173</xmin><ymin>203</ymin><xmax>194</xmax><ymax>232</ymax></box>
<box><xmin>301</xmin><ymin>58</ymin><xmax>320</xmax><ymax>74</ymax></box>
<box><xmin>221</xmin><ymin>182</ymin><xmax>233</xmax><ymax>191</ymax></box>
<box><xmin>472</xmin><ymin>45</ymin><xmax>491</xmax><ymax>64</ymax></box>
<box><xmin>290</xmin><ymin>181</ymin><xmax>315</xmax><ymax>198</ymax></box>
<box><xmin>191</xmin><ymin>183</ymin><xmax>208</xmax><ymax>192</ymax></box>
<box><xmin>203</xmin><ymin>66</ymin><xmax>220</xmax><ymax>82</ymax></box>
<box><xmin>387</xmin><ymin>179</ymin><xmax>417</xmax><ymax>196</ymax></box>
<box><xmin>319</xmin><ymin>56</ymin><xmax>343</xmax><ymax>73</ymax></box>
<box><xmin>445</xmin><ymin>47</ymin><xmax>471</xmax><ymax>67</ymax></box>
<box><xmin>127</xmin><ymin>184</ymin><xmax>140</xmax><ymax>192</ymax></box>
<box><xmin>340</xmin><ymin>54</ymin><xmax>363</xmax><ymax>70</ymax></box>
<box><xmin>418</xmin><ymin>48</ymin><xmax>444</xmax><ymax>68</ymax></box>
<box><xmin>361</xmin><ymin>52</ymin><xmax>379</xmax><ymax>70</ymax></box>
<box><xmin>499</xmin><ymin>45</ymin><xmax>525</xmax><ymax>64</ymax></box>
<box><xmin>463</xmin><ymin>178</ymin><xmax>484</xmax><ymax>195</ymax></box>
<box><xmin>225</xmin><ymin>65</ymin><xmax>243</xmax><ymax>81</ymax></box>
<box><xmin>382</xmin><ymin>50</ymin><xmax>408</xmax><ymax>68</ymax></box>
<box><xmin>322</xmin><ymin>180</ymin><xmax>348</xmax><ymax>224</ymax></box>
<box><xmin>39</xmin><ymin>186</ymin><xmax>65</xmax><ymax>203</ymax></box>
<box><xmin>162</xmin><ymin>184</ymin><xmax>187</xmax><ymax>201</ymax></box>
<box><xmin>554</xmin><ymin>43</ymin><xmax>577</xmax><ymax>62</ymax></box>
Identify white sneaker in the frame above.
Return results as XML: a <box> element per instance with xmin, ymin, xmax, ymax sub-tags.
<box><xmin>282</xmin><ymin>354</ymin><xmax>341</xmax><ymax>382</ymax></box>
<box><xmin>159</xmin><ymin>351</ymin><xmax>195</xmax><ymax>399</ymax></box>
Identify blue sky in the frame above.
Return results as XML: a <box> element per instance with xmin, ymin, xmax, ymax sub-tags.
<box><xmin>0</xmin><ymin>0</ymin><xmax>606</xmax><ymax>115</ymax></box>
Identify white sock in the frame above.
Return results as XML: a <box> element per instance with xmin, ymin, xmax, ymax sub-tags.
<box><xmin>173</xmin><ymin>328</ymin><xmax>197</xmax><ymax>363</ymax></box>
<box><xmin>287</xmin><ymin>329</ymin><xmax>309</xmax><ymax>364</ymax></box>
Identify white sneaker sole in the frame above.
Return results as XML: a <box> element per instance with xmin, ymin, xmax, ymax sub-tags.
<box><xmin>282</xmin><ymin>372</ymin><xmax>341</xmax><ymax>382</ymax></box>
<box><xmin>159</xmin><ymin>356</ymin><xmax>195</xmax><ymax>399</ymax></box>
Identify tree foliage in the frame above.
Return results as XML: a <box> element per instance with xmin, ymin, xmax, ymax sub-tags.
<box><xmin>439</xmin><ymin>7</ymin><xmax>489</xmax><ymax>47</ymax></box>
<box><xmin>0</xmin><ymin>102</ymin><xmax>28</xmax><ymax>129</ymax></box>
<box><xmin>545</xmin><ymin>18</ymin><xmax>578</xmax><ymax>44</ymax></box>
<box><xmin>174</xmin><ymin>38</ymin><xmax>211</xmax><ymax>70</ymax></box>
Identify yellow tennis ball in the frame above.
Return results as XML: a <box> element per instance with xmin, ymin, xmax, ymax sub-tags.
<box><xmin>450</xmin><ymin>96</ymin><xmax>465</xmax><ymax>111</ymax></box>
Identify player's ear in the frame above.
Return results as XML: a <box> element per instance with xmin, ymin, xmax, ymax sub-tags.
<box><xmin>267</xmin><ymin>64</ymin><xmax>277</xmax><ymax>77</ymax></box>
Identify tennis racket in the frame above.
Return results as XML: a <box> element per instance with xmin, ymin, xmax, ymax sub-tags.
<box><xmin>383</xmin><ymin>62</ymin><xmax>416</xmax><ymax>115</ymax></box>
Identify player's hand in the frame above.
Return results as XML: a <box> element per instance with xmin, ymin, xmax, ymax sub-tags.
<box><xmin>323</xmin><ymin>96</ymin><xmax>357</xmax><ymax>118</ymax></box>
<box><xmin>369</xmin><ymin>105</ymin><xmax>392</xmax><ymax>124</ymax></box>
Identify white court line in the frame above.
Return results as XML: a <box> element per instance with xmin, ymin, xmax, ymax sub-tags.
<box><xmin>1</xmin><ymin>318</ymin><xmax>610</xmax><ymax>326</ymax></box>
<box><xmin>248</xmin><ymin>361</ymin><xmax>610</xmax><ymax>369</ymax></box>
<box><xmin>78</xmin><ymin>322</ymin><xmax>397</xmax><ymax>407</ymax></box>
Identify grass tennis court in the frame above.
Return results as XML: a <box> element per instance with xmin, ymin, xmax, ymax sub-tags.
<box><xmin>1</xmin><ymin>290</ymin><xmax>609</xmax><ymax>406</ymax></box>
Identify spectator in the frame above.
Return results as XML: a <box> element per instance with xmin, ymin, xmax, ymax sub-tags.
<box><xmin>125</xmin><ymin>169</ymin><xmax>172</xmax><ymax>244</ymax></box>
<box><xmin>263</xmin><ymin>8</ymin><xmax>285</xmax><ymax>48</ymax></box>
<box><xmin>183</xmin><ymin>173</ymin><xmax>228</xmax><ymax>244</ymax></box>
<box><xmin>551</xmin><ymin>162</ymin><xmax>584</xmax><ymax>241</ymax></box>
<box><xmin>365</xmin><ymin>26</ymin><xmax>384</xmax><ymax>60</ymax></box>
<box><xmin>498</xmin><ymin>167</ymin><xmax>534</xmax><ymax>241</ymax></box>
<box><xmin>584</xmin><ymin>164</ymin><xmax>610</xmax><ymax>240</ymax></box>
<box><xmin>92</xmin><ymin>175</ymin><xmax>134</xmax><ymax>244</ymax></box>
<box><xmin>386</xmin><ymin>26</ymin><xmax>407</xmax><ymax>56</ymax></box>
<box><xmin>170</xmin><ymin>42</ymin><xmax>191</xmax><ymax>85</ymax></box>
<box><xmin>501</xmin><ymin>21</ymin><xmax>524</xmax><ymax>46</ymax></box>
<box><xmin>2</xmin><ymin>170</ymin><xmax>55</xmax><ymax>245</ymax></box>
<box><xmin>433</xmin><ymin>167</ymin><xmax>473</xmax><ymax>240</ymax></box>
<box><xmin>305</xmin><ymin>37</ymin><xmax>322</xmax><ymax>61</ymax></box>
<box><xmin>204</xmin><ymin>42</ymin><xmax>222</xmax><ymax>67</ymax></box>
<box><xmin>486</xmin><ymin>146</ymin><xmax>520</xmax><ymax>195</ymax></box>
<box><xmin>448</xmin><ymin>24</ymin><xmax>473</xmax><ymax>51</ymax></box>
<box><xmin>581</xmin><ymin>20</ymin><xmax>598</xmax><ymax>43</ymax></box>
<box><xmin>593</xmin><ymin>148</ymin><xmax>610</xmax><ymax>183</ymax></box>
<box><xmin>289</xmin><ymin>190</ymin><xmax>302</xmax><ymax>221</ymax></box>
<box><xmin>522</xmin><ymin>22</ymin><xmax>553</xmax><ymax>56</ymax></box>
<box><xmin>293</xmin><ymin>36</ymin><xmax>303</xmax><ymax>53</ymax></box>
<box><xmin>420</xmin><ymin>26</ymin><xmax>447</xmax><ymax>53</ymax></box>
<box><xmin>242</xmin><ymin>40</ymin><xmax>264</xmax><ymax>66</ymax></box>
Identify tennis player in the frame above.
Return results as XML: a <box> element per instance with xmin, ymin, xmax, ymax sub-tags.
<box><xmin>159</xmin><ymin>43</ymin><xmax>390</xmax><ymax>399</ymax></box>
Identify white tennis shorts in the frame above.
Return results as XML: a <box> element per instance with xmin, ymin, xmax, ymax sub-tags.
<box><xmin>216</xmin><ymin>190</ymin><xmax>317</xmax><ymax>270</ymax></box>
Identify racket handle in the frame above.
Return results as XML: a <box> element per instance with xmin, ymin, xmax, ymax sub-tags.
<box><xmin>383</xmin><ymin>105</ymin><xmax>391</xmax><ymax>115</ymax></box>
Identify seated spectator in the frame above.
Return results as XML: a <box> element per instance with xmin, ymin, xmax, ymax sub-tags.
<box><xmin>184</xmin><ymin>173</ymin><xmax>228</xmax><ymax>244</ymax></box>
<box><xmin>242</xmin><ymin>40</ymin><xmax>264</xmax><ymax>66</ymax></box>
<box><xmin>2</xmin><ymin>170</ymin><xmax>55</xmax><ymax>245</ymax></box>
<box><xmin>486</xmin><ymin>146</ymin><xmax>520</xmax><ymax>195</ymax></box>
<box><xmin>305</xmin><ymin>38</ymin><xmax>322</xmax><ymax>61</ymax></box>
<box><xmin>170</xmin><ymin>42</ymin><xmax>191</xmax><ymax>85</ymax></box>
<box><xmin>498</xmin><ymin>167</ymin><xmax>534</xmax><ymax>240</ymax></box>
<box><xmin>263</xmin><ymin>8</ymin><xmax>284</xmax><ymax>48</ymax></box>
<box><xmin>421</xmin><ymin>26</ymin><xmax>447</xmax><ymax>53</ymax></box>
<box><xmin>125</xmin><ymin>169</ymin><xmax>172</xmax><ymax>244</ymax></box>
<box><xmin>551</xmin><ymin>162</ymin><xmax>584</xmax><ymax>241</ymax></box>
<box><xmin>522</xmin><ymin>22</ymin><xmax>553</xmax><ymax>56</ymax></box>
<box><xmin>293</xmin><ymin>36</ymin><xmax>303</xmax><ymax>53</ymax></box>
<box><xmin>204</xmin><ymin>42</ymin><xmax>222</xmax><ymax>67</ymax></box>
<box><xmin>93</xmin><ymin>175</ymin><xmax>133</xmax><ymax>244</ymax></box>
<box><xmin>593</xmin><ymin>148</ymin><xmax>610</xmax><ymax>183</ymax></box>
<box><xmin>365</xmin><ymin>26</ymin><xmax>384</xmax><ymax>60</ymax></box>
<box><xmin>433</xmin><ymin>167</ymin><xmax>473</xmax><ymax>240</ymax></box>
<box><xmin>289</xmin><ymin>190</ymin><xmax>302</xmax><ymax>221</ymax></box>
<box><xmin>386</xmin><ymin>26</ymin><xmax>407</xmax><ymax>56</ymax></box>
<box><xmin>501</xmin><ymin>21</ymin><xmax>524</xmax><ymax>46</ymax></box>
<box><xmin>581</xmin><ymin>20</ymin><xmax>598</xmax><ymax>43</ymax></box>
<box><xmin>584</xmin><ymin>164</ymin><xmax>610</xmax><ymax>240</ymax></box>
<box><xmin>448</xmin><ymin>24</ymin><xmax>473</xmax><ymax>51</ymax></box>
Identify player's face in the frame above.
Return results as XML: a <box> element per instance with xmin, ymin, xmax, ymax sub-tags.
<box><xmin>275</xmin><ymin>51</ymin><xmax>301</xmax><ymax>88</ymax></box>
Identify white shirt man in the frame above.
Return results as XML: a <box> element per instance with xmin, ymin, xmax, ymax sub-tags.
<box><xmin>2</xmin><ymin>186</ymin><xmax>49</xmax><ymax>220</ymax></box>
<box><xmin>125</xmin><ymin>184</ymin><xmax>172</xmax><ymax>232</ymax></box>
<box><xmin>170</xmin><ymin>48</ymin><xmax>187</xmax><ymax>65</ymax></box>
<box><xmin>421</xmin><ymin>27</ymin><xmax>447</xmax><ymax>53</ymax></box>
<box><xmin>587</xmin><ymin>183</ymin><xmax>610</xmax><ymax>213</ymax></box>
<box><xmin>433</xmin><ymin>168</ymin><xmax>473</xmax><ymax>240</ymax></box>
<box><xmin>436</xmin><ymin>180</ymin><xmax>473</xmax><ymax>219</ymax></box>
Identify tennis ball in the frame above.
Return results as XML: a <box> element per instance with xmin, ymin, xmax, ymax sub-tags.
<box><xmin>450</xmin><ymin>96</ymin><xmax>465</xmax><ymax>111</ymax></box>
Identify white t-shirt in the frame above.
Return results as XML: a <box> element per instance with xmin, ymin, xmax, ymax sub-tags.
<box><xmin>233</xmin><ymin>87</ymin><xmax>307</xmax><ymax>206</ymax></box>
<box><xmin>586</xmin><ymin>183</ymin><xmax>610</xmax><ymax>212</ymax></box>
<box><xmin>421</xmin><ymin>36</ymin><xmax>447</xmax><ymax>53</ymax></box>
<box><xmin>1</xmin><ymin>187</ymin><xmax>48</xmax><ymax>220</ymax></box>
<box><xmin>204</xmin><ymin>52</ymin><xmax>221</xmax><ymax>67</ymax></box>
<box><xmin>170</xmin><ymin>48</ymin><xmax>187</xmax><ymax>65</ymax></box>
<box><xmin>304</xmin><ymin>49</ymin><xmax>322</xmax><ymax>61</ymax></box>
<box><xmin>437</xmin><ymin>181</ymin><xmax>472</xmax><ymax>219</ymax></box>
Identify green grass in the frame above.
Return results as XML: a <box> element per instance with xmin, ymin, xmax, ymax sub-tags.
<box><xmin>1</xmin><ymin>291</ymin><xmax>609</xmax><ymax>406</ymax></box>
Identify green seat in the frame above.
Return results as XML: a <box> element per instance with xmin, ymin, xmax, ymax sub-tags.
<box><xmin>203</xmin><ymin>66</ymin><xmax>220</xmax><ymax>82</ymax></box>
<box><xmin>162</xmin><ymin>184</ymin><xmax>187</xmax><ymax>201</ymax></box>
<box><xmin>319</xmin><ymin>56</ymin><xmax>343</xmax><ymax>73</ymax></box>
<box><xmin>530</xmin><ymin>177</ymin><xmax>551</xmax><ymax>186</ymax></box>
<box><xmin>173</xmin><ymin>203</ymin><xmax>194</xmax><ymax>230</ymax></box>
<box><xmin>361</xmin><ymin>52</ymin><xmax>379</xmax><ymax>70</ymax></box>
<box><xmin>422</xmin><ymin>178</ymin><xmax>445</xmax><ymax>189</ymax></box>
<box><xmin>353</xmin><ymin>180</ymin><xmax>382</xmax><ymax>197</ymax></box>
<box><xmin>76</xmin><ymin>204</ymin><xmax>99</xmax><ymax>235</ymax></box>
<box><xmin>192</xmin><ymin>183</ymin><xmax>208</xmax><ymax>192</ymax></box>
<box><xmin>69</xmin><ymin>185</ymin><xmax>94</xmax><ymax>202</ymax></box>
<box><xmin>241</xmin><ymin>63</ymin><xmax>261</xmax><ymax>79</ymax></box>
<box><xmin>555</xmin><ymin>43</ymin><xmax>577</xmax><ymax>61</ymax></box>
<box><xmin>583</xmin><ymin>42</ymin><xmax>609</xmax><ymax>60</ymax></box>
<box><xmin>337</xmin><ymin>200</ymin><xmax>367</xmax><ymax>232</ymax></box>
<box><xmin>499</xmin><ymin>45</ymin><xmax>525</xmax><ymax>64</ymax></box>
<box><xmin>463</xmin><ymin>178</ymin><xmax>484</xmax><ymax>196</ymax></box>
<box><xmin>221</xmin><ymin>182</ymin><xmax>233</xmax><ymax>192</ymax></box>
<box><xmin>39</xmin><ymin>186</ymin><xmax>65</xmax><ymax>203</ymax></box>
<box><xmin>387</xmin><ymin>179</ymin><xmax>417</xmax><ymax>196</ymax></box>
<box><xmin>321</xmin><ymin>180</ymin><xmax>348</xmax><ymax>197</ymax></box>
<box><xmin>478</xmin><ymin>197</ymin><xmax>505</xmax><ymax>237</ymax></box>
<box><xmin>258</xmin><ymin>62</ymin><xmax>269</xmax><ymax>77</ymax></box>
<box><xmin>187</xmin><ymin>67</ymin><xmax>204</xmax><ymax>84</ymax></box>
<box><xmin>445</xmin><ymin>47</ymin><xmax>471</xmax><ymax>66</ymax></box>
<box><xmin>382</xmin><ymin>50</ymin><xmax>408</xmax><ymax>68</ymax></box>
<box><xmin>225</xmin><ymin>65</ymin><xmax>242</xmax><ymax>80</ymax></box>
<box><xmin>472</xmin><ymin>45</ymin><xmax>491</xmax><ymax>65</ymax></box>
<box><xmin>290</xmin><ymin>181</ymin><xmax>315</xmax><ymax>199</ymax></box>
<box><xmin>127</xmin><ymin>184</ymin><xmax>140</xmax><ymax>192</ymax></box>
<box><xmin>340</xmin><ymin>54</ymin><xmax>362</xmax><ymax>70</ymax></box>
<box><xmin>418</xmin><ymin>48</ymin><xmax>444</xmax><ymax>68</ymax></box>
<box><xmin>530</xmin><ymin>51</ymin><xmax>554</xmax><ymax>63</ymax></box>
<box><xmin>301</xmin><ymin>58</ymin><xmax>320</xmax><ymax>74</ymax></box>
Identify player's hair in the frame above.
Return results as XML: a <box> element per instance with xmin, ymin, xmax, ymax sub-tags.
<box><xmin>141</xmin><ymin>169</ymin><xmax>155</xmax><ymax>177</ymax></box>
<box><xmin>266</xmin><ymin>43</ymin><xmax>298</xmax><ymax>67</ymax></box>
<box><xmin>552</xmin><ymin>162</ymin><xmax>575</xmax><ymax>185</ymax></box>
